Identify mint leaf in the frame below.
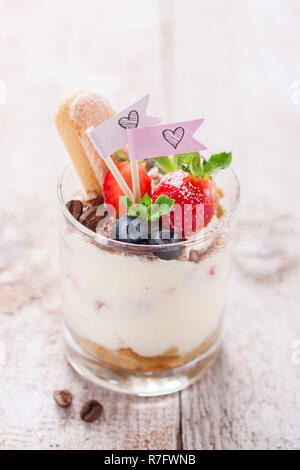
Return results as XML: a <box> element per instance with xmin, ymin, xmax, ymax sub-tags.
<box><xmin>192</xmin><ymin>153</ymin><xmax>200</xmax><ymax>167</ymax></box>
<box><xmin>122</xmin><ymin>193</ymin><xmax>174</xmax><ymax>222</ymax></box>
<box><xmin>141</xmin><ymin>193</ymin><xmax>152</xmax><ymax>208</ymax></box>
<box><xmin>150</xmin><ymin>151</ymin><xmax>232</xmax><ymax>179</ymax></box>
<box><xmin>177</xmin><ymin>160</ymin><xmax>192</xmax><ymax>173</ymax></box>
<box><xmin>151</xmin><ymin>156</ymin><xmax>175</xmax><ymax>174</ymax></box>
<box><xmin>174</xmin><ymin>152</ymin><xmax>202</xmax><ymax>174</ymax></box>
<box><xmin>174</xmin><ymin>152</ymin><xmax>197</xmax><ymax>165</ymax></box>
<box><xmin>191</xmin><ymin>153</ymin><xmax>203</xmax><ymax>176</ymax></box>
<box><xmin>155</xmin><ymin>194</ymin><xmax>175</xmax><ymax>208</ymax></box>
<box><xmin>193</xmin><ymin>166</ymin><xmax>205</xmax><ymax>177</ymax></box>
<box><xmin>121</xmin><ymin>196</ymin><xmax>133</xmax><ymax>211</ymax></box>
<box><xmin>128</xmin><ymin>203</ymin><xmax>148</xmax><ymax>219</ymax></box>
<box><xmin>203</xmin><ymin>152</ymin><xmax>232</xmax><ymax>175</ymax></box>
<box><xmin>114</xmin><ymin>151</ymin><xmax>128</xmax><ymax>162</ymax></box>
<box><xmin>149</xmin><ymin>195</ymin><xmax>175</xmax><ymax>222</ymax></box>
<box><xmin>173</xmin><ymin>154</ymin><xmax>179</xmax><ymax>169</ymax></box>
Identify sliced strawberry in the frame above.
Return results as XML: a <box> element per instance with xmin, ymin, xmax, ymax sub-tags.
<box><xmin>103</xmin><ymin>161</ymin><xmax>152</xmax><ymax>217</ymax></box>
<box><xmin>152</xmin><ymin>170</ymin><xmax>215</xmax><ymax>237</ymax></box>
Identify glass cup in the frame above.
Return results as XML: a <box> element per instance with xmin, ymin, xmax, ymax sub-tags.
<box><xmin>57</xmin><ymin>165</ymin><xmax>240</xmax><ymax>396</ymax></box>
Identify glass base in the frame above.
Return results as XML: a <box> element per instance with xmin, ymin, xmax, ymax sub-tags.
<box><xmin>64</xmin><ymin>326</ymin><xmax>221</xmax><ymax>396</ymax></box>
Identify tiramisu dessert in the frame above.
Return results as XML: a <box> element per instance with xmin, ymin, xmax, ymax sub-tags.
<box><xmin>56</xmin><ymin>89</ymin><xmax>239</xmax><ymax>394</ymax></box>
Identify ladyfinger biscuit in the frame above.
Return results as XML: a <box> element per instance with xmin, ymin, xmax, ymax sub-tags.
<box><xmin>55</xmin><ymin>89</ymin><xmax>116</xmax><ymax>195</ymax></box>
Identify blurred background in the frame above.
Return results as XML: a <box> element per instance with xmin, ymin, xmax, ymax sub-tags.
<box><xmin>1</xmin><ymin>0</ymin><xmax>300</xmax><ymax>208</ymax></box>
<box><xmin>0</xmin><ymin>0</ymin><xmax>299</xmax><ymax>450</ymax></box>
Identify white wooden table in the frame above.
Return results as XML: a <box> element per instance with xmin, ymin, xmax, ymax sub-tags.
<box><xmin>0</xmin><ymin>0</ymin><xmax>299</xmax><ymax>450</ymax></box>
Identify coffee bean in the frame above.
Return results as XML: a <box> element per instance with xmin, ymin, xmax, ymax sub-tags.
<box><xmin>80</xmin><ymin>400</ymin><xmax>103</xmax><ymax>423</ymax></box>
<box><xmin>85</xmin><ymin>195</ymin><xmax>104</xmax><ymax>208</ymax></box>
<box><xmin>66</xmin><ymin>200</ymin><xmax>83</xmax><ymax>221</ymax></box>
<box><xmin>53</xmin><ymin>390</ymin><xmax>73</xmax><ymax>409</ymax></box>
<box><xmin>79</xmin><ymin>206</ymin><xmax>98</xmax><ymax>225</ymax></box>
<box><xmin>85</xmin><ymin>217</ymin><xmax>102</xmax><ymax>233</ymax></box>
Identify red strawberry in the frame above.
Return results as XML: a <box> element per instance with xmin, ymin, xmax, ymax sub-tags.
<box><xmin>152</xmin><ymin>170</ymin><xmax>215</xmax><ymax>237</ymax></box>
<box><xmin>103</xmin><ymin>161</ymin><xmax>151</xmax><ymax>217</ymax></box>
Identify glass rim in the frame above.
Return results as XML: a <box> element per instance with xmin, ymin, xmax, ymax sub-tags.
<box><xmin>57</xmin><ymin>165</ymin><xmax>240</xmax><ymax>250</ymax></box>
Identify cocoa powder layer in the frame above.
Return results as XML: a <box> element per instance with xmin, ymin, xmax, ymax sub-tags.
<box><xmin>70</xmin><ymin>324</ymin><xmax>221</xmax><ymax>371</ymax></box>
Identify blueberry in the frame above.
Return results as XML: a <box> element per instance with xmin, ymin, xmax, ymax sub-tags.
<box><xmin>114</xmin><ymin>215</ymin><xmax>148</xmax><ymax>244</ymax></box>
<box><xmin>147</xmin><ymin>230</ymin><xmax>181</xmax><ymax>260</ymax></box>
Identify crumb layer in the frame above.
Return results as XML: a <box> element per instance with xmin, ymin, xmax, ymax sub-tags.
<box><xmin>70</xmin><ymin>324</ymin><xmax>221</xmax><ymax>371</ymax></box>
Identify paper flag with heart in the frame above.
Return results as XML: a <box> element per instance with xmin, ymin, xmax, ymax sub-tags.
<box><xmin>126</xmin><ymin>119</ymin><xmax>206</xmax><ymax>160</ymax></box>
<box><xmin>86</xmin><ymin>95</ymin><xmax>160</xmax><ymax>158</ymax></box>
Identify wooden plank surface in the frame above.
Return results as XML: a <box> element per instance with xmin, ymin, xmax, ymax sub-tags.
<box><xmin>0</xmin><ymin>0</ymin><xmax>299</xmax><ymax>450</ymax></box>
<box><xmin>169</xmin><ymin>0</ymin><xmax>300</xmax><ymax>450</ymax></box>
<box><xmin>0</xmin><ymin>0</ymin><xmax>180</xmax><ymax>450</ymax></box>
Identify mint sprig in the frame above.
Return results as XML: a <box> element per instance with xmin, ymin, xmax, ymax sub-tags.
<box><xmin>148</xmin><ymin>194</ymin><xmax>175</xmax><ymax>222</ymax></box>
<box><xmin>114</xmin><ymin>151</ymin><xmax>128</xmax><ymax>162</ymax></box>
<box><xmin>151</xmin><ymin>151</ymin><xmax>232</xmax><ymax>178</ymax></box>
<box><xmin>202</xmin><ymin>152</ymin><xmax>232</xmax><ymax>174</ymax></box>
<box><xmin>150</xmin><ymin>156</ymin><xmax>176</xmax><ymax>174</ymax></box>
<box><xmin>121</xmin><ymin>193</ymin><xmax>175</xmax><ymax>223</ymax></box>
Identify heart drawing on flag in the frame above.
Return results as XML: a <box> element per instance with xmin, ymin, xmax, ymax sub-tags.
<box><xmin>118</xmin><ymin>110</ymin><xmax>139</xmax><ymax>129</ymax></box>
<box><xmin>162</xmin><ymin>127</ymin><xmax>185</xmax><ymax>149</ymax></box>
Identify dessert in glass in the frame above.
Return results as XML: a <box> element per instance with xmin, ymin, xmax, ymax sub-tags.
<box><xmin>56</xmin><ymin>90</ymin><xmax>240</xmax><ymax>395</ymax></box>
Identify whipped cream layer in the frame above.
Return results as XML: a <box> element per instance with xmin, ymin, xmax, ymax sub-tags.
<box><xmin>61</xmin><ymin>230</ymin><xmax>232</xmax><ymax>358</ymax></box>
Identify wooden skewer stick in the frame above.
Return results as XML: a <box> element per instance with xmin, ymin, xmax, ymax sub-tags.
<box><xmin>130</xmin><ymin>160</ymin><xmax>141</xmax><ymax>203</ymax></box>
<box><xmin>86</xmin><ymin>127</ymin><xmax>134</xmax><ymax>202</ymax></box>
<box><xmin>105</xmin><ymin>155</ymin><xmax>134</xmax><ymax>201</ymax></box>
